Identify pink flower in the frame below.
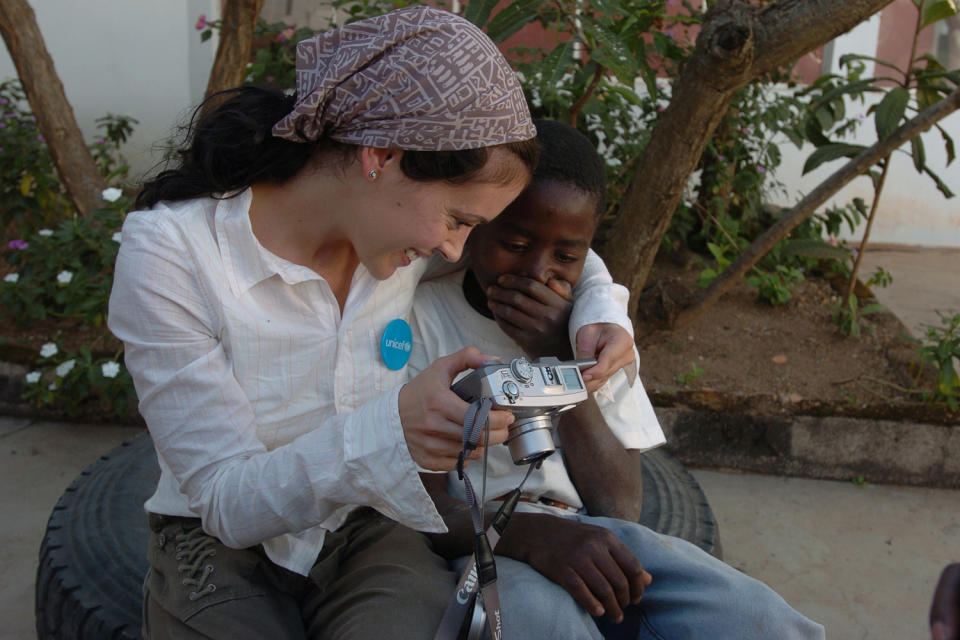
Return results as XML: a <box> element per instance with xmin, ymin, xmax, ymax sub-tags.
<box><xmin>95</xmin><ymin>138</ymin><xmax>105</xmax><ymax>145</ymax></box>
<box><xmin>665</xmin><ymin>30</ymin><xmax>675</xmax><ymax>38</ymax></box>
<box><xmin>37</xmin><ymin>134</ymin><xmax>45</xmax><ymax>142</ymax></box>
<box><xmin>757</xmin><ymin>165</ymin><xmax>766</xmax><ymax>173</ymax></box>
<box><xmin>277</xmin><ymin>27</ymin><xmax>296</xmax><ymax>42</ymax></box>
<box><xmin>8</xmin><ymin>239</ymin><xmax>28</xmax><ymax>250</ymax></box>
<box><xmin>0</xmin><ymin>98</ymin><xmax>7</xmax><ymax>104</ymax></box>
<box><xmin>827</xmin><ymin>236</ymin><xmax>838</xmax><ymax>247</ymax></box>
<box><xmin>195</xmin><ymin>14</ymin><xmax>207</xmax><ymax>30</ymax></box>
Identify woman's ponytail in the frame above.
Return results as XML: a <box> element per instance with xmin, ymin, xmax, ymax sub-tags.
<box><xmin>136</xmin><ymin>88</ymin><xmax>319</xmax><ymax>209</ymax></box>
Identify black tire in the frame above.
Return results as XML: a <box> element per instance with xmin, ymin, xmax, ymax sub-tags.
<box><xmin>36</xmin><ymin>432</ymin><xmax>157</xmax><ymax>640</ymax></box>
<box><xmin>638</xmin><ymin>447</ymin><xmax>723</xmax><ymax>559</ymax></box>
<box><xmin>35</xmin><ymin>433</ymin><xmax>721</xmax><ymax>640</ymax></box>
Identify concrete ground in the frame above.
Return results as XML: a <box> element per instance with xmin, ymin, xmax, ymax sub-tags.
<box><xmin>859</xmin><ymin>245</ymin><xmax>960</xmax><ymax>338</ymax></box>
<box><xmin>2</xmin><ymin>245</ymin><xmax>957</xmax><ymax>640</ymax></box>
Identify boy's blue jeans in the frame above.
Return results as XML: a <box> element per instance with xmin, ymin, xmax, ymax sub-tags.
<box><xmin>456</xmin><ymin>514</ymin><xmax>826</xmax><ymax>640</ymax></box>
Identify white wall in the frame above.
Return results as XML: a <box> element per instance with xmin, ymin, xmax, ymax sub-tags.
<box><xmin>774</xmin><ymin>98</ymin><xmax>960</xmax><ymax>249</ymax></box>
<box><xmin>0</xmin><ymin>0</ymin><xmax>220</xmax><ymax>181</ymax></box>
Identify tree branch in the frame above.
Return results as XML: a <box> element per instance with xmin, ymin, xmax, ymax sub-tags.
<box><xmin>675</xmin><ymin>87</ymin><xmax>960</xmax><ymax>329</ymax></box>
<box><xmin>600</xmin><ymin>0</ymin><xmax>898</xmax><ymax>325</ymax></box>
<box><xmin>204</xmin><ymin>0</ymin><xmax>265</xmax><ymax>102</ymax></box>
<box><xmin>0</xmin><ymin>0</ymin><xmax>106</xmax><ymax>217</ymax></box>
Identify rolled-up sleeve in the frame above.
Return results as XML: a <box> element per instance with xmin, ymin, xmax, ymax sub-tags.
<box><xmin>568</xmin><ymin>249</ymin><xmax>633</xmax><ymax>348</ymax></box>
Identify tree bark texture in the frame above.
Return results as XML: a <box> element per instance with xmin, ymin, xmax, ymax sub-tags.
<box><xmin>602</xmin><ymin>0</ymin><xmax>898</xmax><ymax>324</ymax></box>
<box><xmin>674</xmin><ymin>87</ymin><xmax>960</xmax><ymax>329</ymax></box>
<box><xmin>0</xmin><ymin>0</ymin><xmax>106</xmax><ymax>217</ymax></box>
<box><xmin>204</xmin><ymin>0</ymin><xmax>266</xmax><ymax>101</ymax></box>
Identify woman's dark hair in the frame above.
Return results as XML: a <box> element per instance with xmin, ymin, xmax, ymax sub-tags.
<box><xmin>530</xmin><ymin>118</ymin><xmax>606</xmax><ymax>217</ymax></box>
<box><xmin>136</xmin><ymin>87</ymin><xmax>539</xmax><ymax>209</ymax></box>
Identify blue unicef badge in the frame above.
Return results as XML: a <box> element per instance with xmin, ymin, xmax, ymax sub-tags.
<box><xmin>380</xmin><ymin>318</ymin><xmax>413</xmax><ymax>370</ymax></box>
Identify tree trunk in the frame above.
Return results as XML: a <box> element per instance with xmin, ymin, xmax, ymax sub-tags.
<box><xmin>204</xmin><ymin>0</ymin><xmax>266</xmax><ymax>101</ymax></box>
<box><xmin>601</xmin><ymin>0</ymin><xmax>898</xmax><ymax>324</ymax></box>
<box><xmin>674</xmin><ymin>87</ymin><xmax>960</xmax><ymax>329</ymax></box>
<box><xmin>0</xmin><ymin>0</ymin><xmax>106</xmax><ymax>217</ymax></box>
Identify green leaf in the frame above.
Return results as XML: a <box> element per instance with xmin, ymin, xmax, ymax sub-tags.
<box><xmin>802</xmin><ymin>143</ymin><xmax>867</xmax><ymax>174</ymax></box>
<box><xmin>917</xmin><ymin>87</ymin><xmax>946</xmax><ymax>110</ymax></box>
<box><xmin>923</xmin><ymin>165</ymin><xmax>956</xmax><ymax>198</ymax></box>
<box><xmin>579</xmin><ymin>14</ymin><xmax>639</xmax><ymax>83</ymax></box>
<box><xmin>539</xmin><ymin>40</ymin><xmax>576</xmax><ymax>95</ymax></box>
<box><xmin>815</xmin><ymin>105</ymin><xmax>835</xmax><ymax>131</ymax></box>
<box><xmin>921</xmin><ymin>0</ymin><xmax>959</xmax><ymax>29</ymax></box>
<box><xmin>780</xmin><ymin>238</ymin><xmax>851</xmax><ymax>261</ymax></box>
<box><xmin>485</xmin><ymin>0</ymin><xmax>544</xmax><ymax>43</ymax></box>
<box><xmin>936</xmin><ymin>124</ymin><xmax>956</xmax><ymax>165</ymax></box>
<box><xmin>911</xmin><ymin>135</ymin><xmax>926</xmax><ymax>172</ymax></box>
<box><xmin>804</xmin><ymin>116</ymin><xmax>831</xmax><ymax>147</ymax></box>
<box><xmin>463</xmin><ymin>0</ymin><xmax>500</xmax><ymax>28</ymax></box>
<box><xmin>200</xmin><ymin>30</ymin><xmax>212</xmax><ymax>43</ymax></box>
<box><xmin>838</xmin><ymin>53</ymin><xmax>905</xmax><ymax>76</ymax></box>
<box><xmin>874</xmin><ymin>87</ymin><xmax>909</xmax><ymax>140</ymax></box>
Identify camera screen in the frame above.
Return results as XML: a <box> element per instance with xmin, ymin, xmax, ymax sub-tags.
<box><xmin>560</xmin><ymin>367</ymin><xmax>582</xmax><ymax>390</ymax></box>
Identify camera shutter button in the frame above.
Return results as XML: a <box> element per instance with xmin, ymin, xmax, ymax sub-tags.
<box><xmin>502</xmin><ymin>380</ymin><xmax>520</xmax><ymax>402</ymax></box>
<box><xmin>509</xmin><ymin>357</ymin><xmax>533</xmax><ymax>383</ymax></box>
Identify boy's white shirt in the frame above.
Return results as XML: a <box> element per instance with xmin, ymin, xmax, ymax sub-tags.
<box><xmin>409</xmin><ymin>270</ymin><xmax>666</xmax><ymax>514</ymax></box>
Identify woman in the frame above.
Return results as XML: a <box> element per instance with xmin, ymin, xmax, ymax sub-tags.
<box><xmin>109</xmin><ymin>7</ymin><xmax>633</xmax><ymax>638</ymax></box>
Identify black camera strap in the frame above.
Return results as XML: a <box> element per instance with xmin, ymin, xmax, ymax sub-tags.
<box><xmin>434</xmin><ymin>398</ymin><xmax>539</xmax><ymax>640</ymax></box>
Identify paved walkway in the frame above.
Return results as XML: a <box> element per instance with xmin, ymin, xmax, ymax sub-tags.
<box><xmin>859</xmin><ymin>245</ymin><xmax>960</xmax><ymax>338</ymax></box>
<box><xmin>2</xmin><ymin>245</ymin><xmax>957</xmax><ymax>640</ymax></box>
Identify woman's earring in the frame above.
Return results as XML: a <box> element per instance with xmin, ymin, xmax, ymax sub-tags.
<box><xmin>368</xmin><ymin>169</ymin><xmax>379</xmax><ymax>181</ymax></box>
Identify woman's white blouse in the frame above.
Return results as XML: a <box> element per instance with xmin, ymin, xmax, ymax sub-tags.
<box><xmin>108</xmin><ymin>188</ymin><xmax>630</xmax><ymax>575</ymax></box>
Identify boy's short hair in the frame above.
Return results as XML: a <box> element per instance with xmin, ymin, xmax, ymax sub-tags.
<box><xmin>532</xmin><ymin>119</ymin><xmax>606</xmax><ymax>217</ymax></box>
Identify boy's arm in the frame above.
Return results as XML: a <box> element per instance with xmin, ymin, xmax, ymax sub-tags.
<box><xmin>570</xmin><ymin>250</ymin><xmax>635</xmax><ymax>390</ymax></box>
<box><xmin>556</xmin><ymin>398</ymin><xmax>644</xmax><ymax>521</ymax></box>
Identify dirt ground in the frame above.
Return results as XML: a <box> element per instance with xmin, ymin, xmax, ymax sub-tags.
<box><xmin>635</xmin><ymin>258</ymin><xmax>955</xmax><ymax>424</ymax></box>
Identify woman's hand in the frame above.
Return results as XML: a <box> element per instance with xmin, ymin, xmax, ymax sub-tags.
<box><xmin>575</xmin><ymin>323</ymin><xmax>636</xmax><ymax>393</ymax></box>
<box><xmin>502</xmin><ymin>513</ymin><xmax>652</xmax><ymax>624</ymax></box>
<box><xmin>485</xmin><ymin>274</ymin><xmax>574</xmax><ymax>359</ymax></box>
<box><xmin>398</xmin><ymin>347</ymin><xmax>513</xmax><ymax>471</ymax></box>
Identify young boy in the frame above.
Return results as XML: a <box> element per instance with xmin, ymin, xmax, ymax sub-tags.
<box><xmin>408</xmin><ymin>119</ymin><xmax>824</xmax><ymax>639</ymax></box>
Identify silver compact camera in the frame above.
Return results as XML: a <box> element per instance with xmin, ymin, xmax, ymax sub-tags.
<box><xmin>451</xmin><ymin>356</ymin><xmax>595</xmax><ymax>465</ymax></box>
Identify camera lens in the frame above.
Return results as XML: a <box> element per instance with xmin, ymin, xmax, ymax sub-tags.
<box><xmin>506</xmin><ymin>415</ymin><xmax>555</xmax><ymax>464</ymax></box>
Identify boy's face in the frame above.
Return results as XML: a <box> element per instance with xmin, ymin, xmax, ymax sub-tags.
<box><xmin>467</xmin><ymin>179</ymin><xmax>598</xmax><ymax>295</ymax></box>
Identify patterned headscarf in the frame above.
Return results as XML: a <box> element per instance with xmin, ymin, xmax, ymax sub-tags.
<box><xmin>272</xmin><ymin>6</ymin><xmax>535</xmax><ymax>150</ymax></box>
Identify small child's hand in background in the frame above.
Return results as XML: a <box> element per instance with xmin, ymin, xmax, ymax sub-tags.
<box><xmin>485</xmin><ymin>274</ymin><xmax>574</xmax><ymax>359</ymax></box>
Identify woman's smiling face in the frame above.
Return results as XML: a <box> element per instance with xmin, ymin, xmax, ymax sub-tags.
<box><xmin>354</xmin><ymin>147</ymin><xmax>531</xmax><ymax>280</ymax></box>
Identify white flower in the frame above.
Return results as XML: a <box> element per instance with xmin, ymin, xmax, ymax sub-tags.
<box><xmin>57</xmin><ymin>270</ymin><xmax>73</xmax><ymax>285</ymax></box>
<box><xmin>101</xmin><ymin>361</ymin><xmax>121</xmax><ymax>378</ymax></box>
<box><xmin>48</xmin><ymin>382</ymin><xmax>57</xmax><ymax>391</ymax></box>
<box><xmin>55</xmin><ymin>359</ymin><xmax>76</xmax><ymax>377</ymax></box>
<box><xmin>101</xmin><ymin>187</ymin><xmax>123</xmax><ymax>202</ymax></box>
<box><xmin>37</xmin><ymin>229</ymin><xmax>53</xmax><ymax>237</ymax></box>
<box><xmin>25</xmin><ymin>371</ymin><xmax>41</xmax><ymax>384</ymax></box>
<box><xmin>112</xmin><ymin>232</ymin><xmax>122</xmax><ymax>243</ymax></box>
<box><xmin>39</xmin><ymin>343</ymin><xmax>58</xmax><ymax>358</ymax></box>
<box><xmin>3</xmin><ymin>273</ymin><xmax>18</xmax><ymax>283</ymax></box>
